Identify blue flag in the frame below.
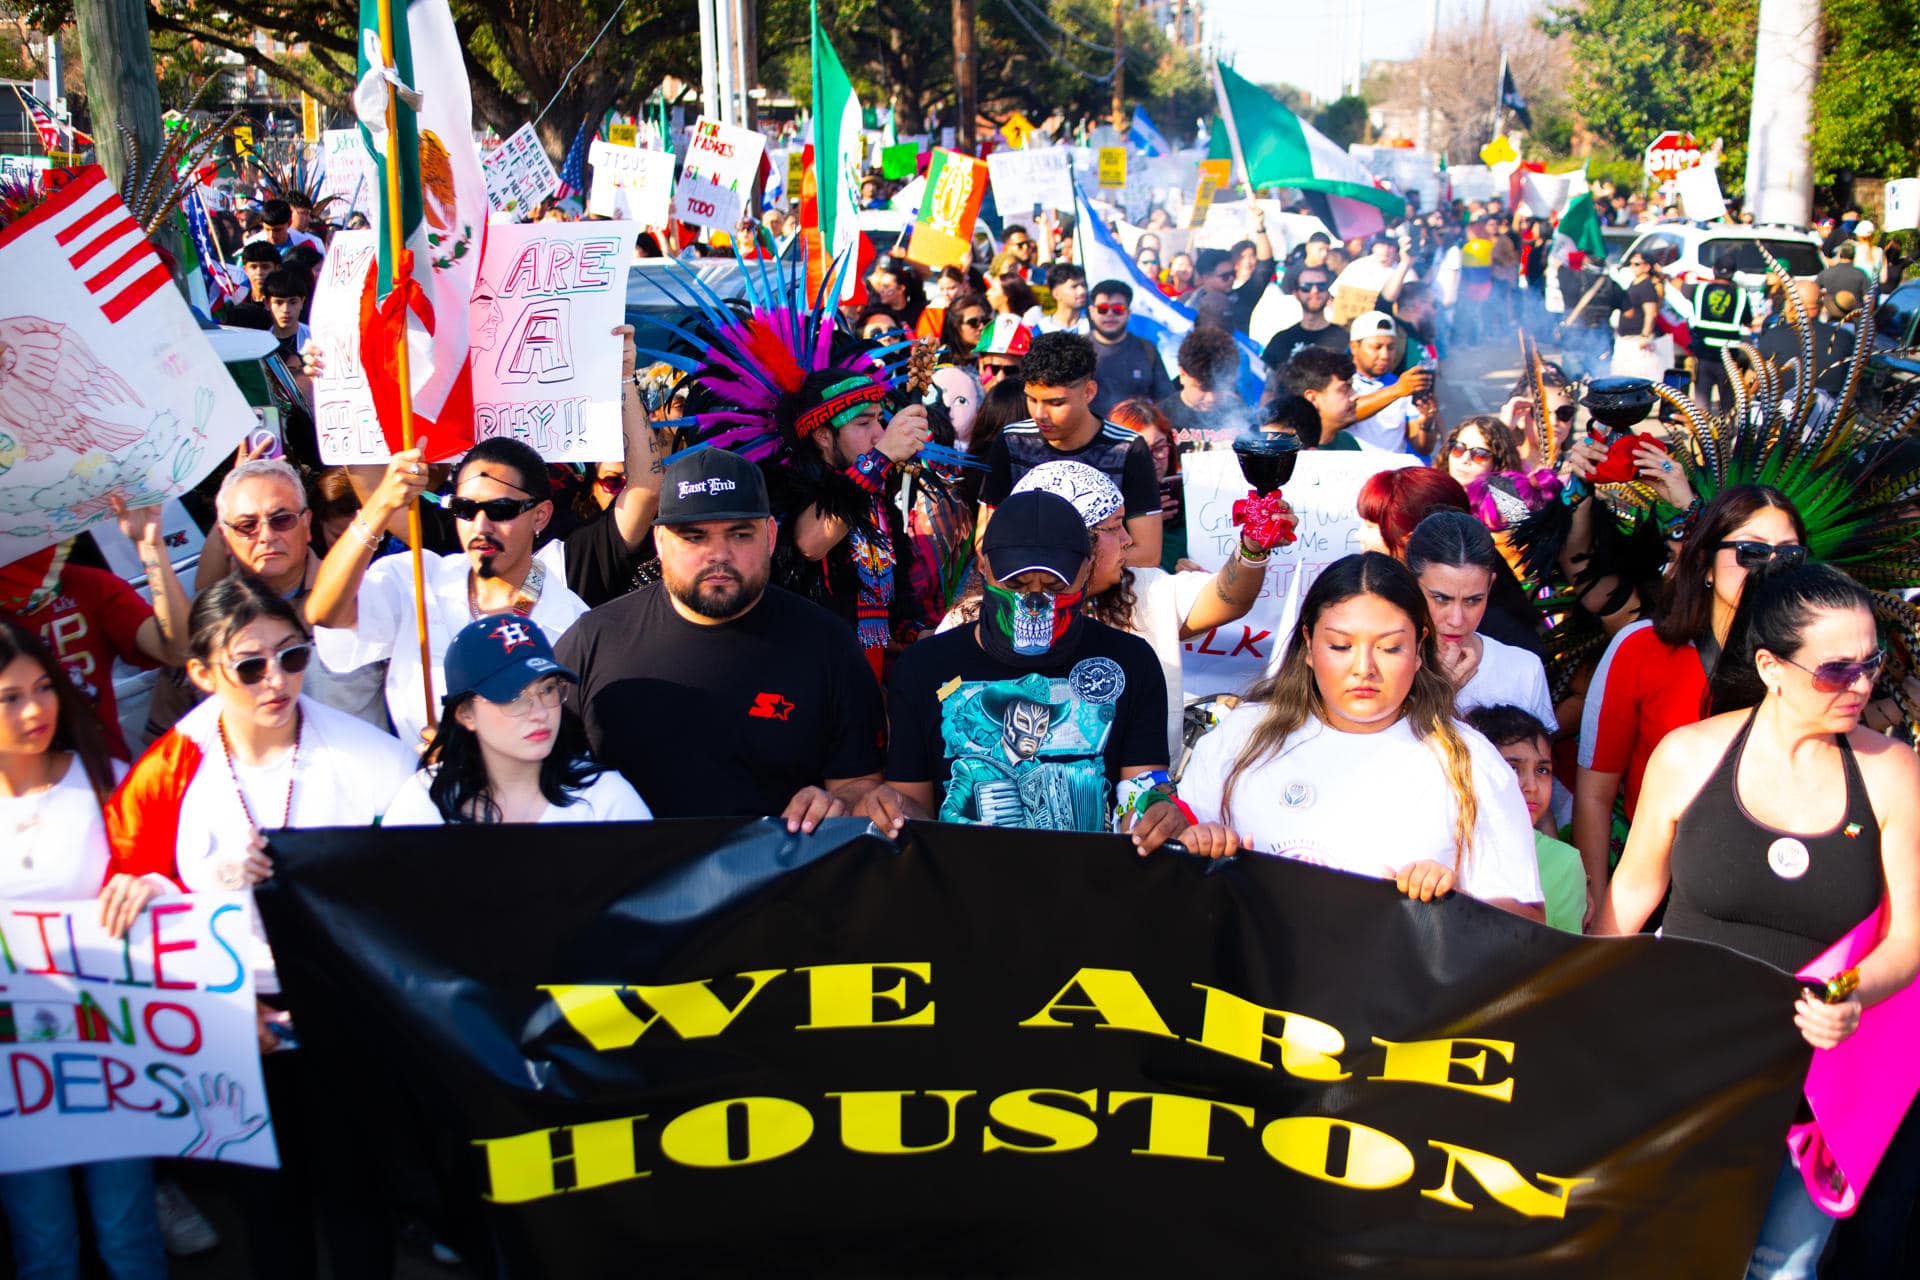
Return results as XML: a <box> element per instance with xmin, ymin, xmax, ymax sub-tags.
<box><xmin>1128</xmin><ymin>107</ymin><xmax>1170</xmax><ymax>158</ymax></box>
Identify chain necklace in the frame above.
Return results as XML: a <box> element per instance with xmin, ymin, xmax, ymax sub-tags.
<box><xmin>5</xmin><ymin>758</ymin><xmax>60</xmax><ymax>871</ymax></box>
<box><xmin>469</xmin><ymin>558</ymin><xmax>545</xmax><ymax>620</ymax></box>
<box><xmin>214</xmin><ymin>710</ymin><xmax>301</xmax><ymax>889</ymax></box>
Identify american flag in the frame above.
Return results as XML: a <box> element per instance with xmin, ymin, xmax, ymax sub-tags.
<box><xmin>184</xmin><ymin>186</ymin><xmax>241</xmax><ymax>308</ymax></box>
<box><xmin>555</xmin><ymin>116</ymin><xmax>593</xmax><ymax>200</ymax></box>
<box><xmin>15</xmin><ymin>87</ymin><xmax>93</xmax><ymax>152</ymax></box>
<box><xmin>27</xmin><ymin>168</ymin><xmax>174</xmax><ymax>323</ymax></box>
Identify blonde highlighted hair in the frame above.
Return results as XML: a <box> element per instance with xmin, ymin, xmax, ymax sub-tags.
<box><xmin>1218</xmin><ymin>552</ymin><xmax>1480</xmax><ymax>873</ymax></box>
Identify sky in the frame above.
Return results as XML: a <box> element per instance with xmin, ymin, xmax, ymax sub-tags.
<box><xmin>1204</xmin><ymin>0</ymin><xmax>1541</xmax><ymax>108</ymax></box>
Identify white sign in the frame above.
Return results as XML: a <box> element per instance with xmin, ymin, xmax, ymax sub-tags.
<box><xmin>1884</xmin><ymin>178</ymin><xmax>1920</xmax><ymax>234</ymax></box>
<box><xmin>482</xmin><ymin>122</ymin><xmax>561</xmax><ymax>218</ymax></box>
<box><xmin>0</xmin><ymin>155</ymin><xmax>49</xmax><ymax>185</ymax></box>
<box><xmin>0</xmin><ymin>894</ymin><xmax>276</xmax><ymax>1173</ymax></box>
<box><xmin>1673</xmin><ymin>161</ymin><xmax>1727</xmax><ymax>223</ymax></box>
<box><xmin>313</xmin><ymin>224</ymin><xmax>634</xmax><ymax>464</ymax></box>
<box><xmin>1180</xmin><ymin>449</ymin><xmax>1418</xmax><ymax>695</ymax></box>
<box><xmin>673</xmin><ymin>116</ymin><xmax>767</xmax><ymax>230</ymax></box>
<box><xmin>0</xmin><ymin>169</ymin><xmax>256</xmax><ymax>566</ymax></box>
<box><xmin>587</xmin><ymin>139</ymin><xmax>675</xmax><ymax>225</ymax></box>
<box><xmin>319</xmin><ymin>128</ymin><xmax>372</xmax><ymax>217</ymax></box>
<box><xmin>987</xmin><ymin>147</ymin><xmax>1076</xmax><ymax>214</ymax></box>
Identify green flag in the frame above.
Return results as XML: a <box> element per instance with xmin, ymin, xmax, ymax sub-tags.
<box><xmin>1551</xmin><ymin>167</ymin><xmax>1608</xmax><ymax>268</ymax></box>
<box><xmin>810</xmin><ymin>0</ymin><xmax>862</xmax><ymax>299</ymax></box>
<box><xmin>1212</xmin><ymin>61</ymin><xmax>1404</xmax><ymax>225</ymax></box>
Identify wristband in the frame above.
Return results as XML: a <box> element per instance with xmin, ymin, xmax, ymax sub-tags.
<box><xmin>1237</xmin><ymin>539</ymin><xmax>1272</xmax><ymax>565</ymax></box>
<box><xmin>845</xmin><ymin>447</ymin><xmax>892</xmax><ymax>494</ymax></box>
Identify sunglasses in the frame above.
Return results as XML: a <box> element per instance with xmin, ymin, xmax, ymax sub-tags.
<box><xmin>981</xmin><ymin>362</ymin><xmax>1021</xmax><ymax>378</ymax></box>
<box><xmin>959</xmin><ymin>314</ymin><xmax>988</xmax><ymax>328</ymax></box>
<box><xmin>1780</xmin><ymin>648</ymin><xmax>1886</xmax><ymax>693</ymax></box>
<box><xmin>224</xmin><ymin>510</ymin><xmax>302</xmax><ymax>540</ymax></box>
<box><xmin>223</xmin><ymin>642</ymin><xmax>313</xmax><ymax>686</ymax></box>
<box><xmin>1448</xmin><ymin>443</ymin><xmax>1493</xmax><ymax>463</ymax></box>
<box><xmin>1717</xmin><ymin>541</ymin><xmax>1809</xmax><ymax>570</ymax></box>
<box><xmin>446</xmin><ymin>495</ymin><xmax>542</xmax><ymax>522</ymax></box>
<box><xmin>1296</xmin><ymin>281</ymin><xmax>1332</xmax><ymax>294</ymax></box>
<box><xmin>1553</xmin><ymin>404</ymin><xmax>1577</xmax><ymax>422</ymax></box>
<box><xmin>595</xmin><ymin>473</ymin><xmax>627</xmax><ymax>495</ymax></box>
<box><xmin>1093</xmin><ymin>303</ymin><xmax>1128</xmax><ymax>316</ymax></box>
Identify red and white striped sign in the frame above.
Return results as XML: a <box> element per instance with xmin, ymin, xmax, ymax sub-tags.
<box><xmin>31</xmin><ymin>168</ymin><xmax>174</xmax><ymax>323</ymax></box>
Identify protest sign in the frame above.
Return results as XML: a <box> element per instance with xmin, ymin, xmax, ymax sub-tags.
<box><xmin>1097</xmin><ymin>146</ymin><xmax>1127</xmax><ymax>188</ymax></box>
<box><xmin>1189</xmin><ymin>157</ymin><xmax>1231</xmax><ymax>227</ymax></box>
<box><xmin>906</xmin><ymin>149</ymin><xmax>989</xmax><ymax>269</ymax></box>
<box><xmin>986</xmin><ymin>147</ymin><xmax>1075</xmax><ymax>214</ymax></box>
<box><xmin>587</xmin><ymin>139</ymin><xmax>674</xmax><ymax>224</ymax></box>
<box><xmin>0</xmin><ymin>893</ymin><xmax>275</xmax><ymax>1174</ymax></box>
<box><xmin>881</xmin><ymin>142</ymin><xmax>921</xmax><ymax>180</ymax></box>
<box><xmin>673</xmin><ymin>116</ymin><xmax>767</xmax><ymax>230</ymax></box>
<box><xmin>1887</xmin><ymin>177</ymin><xmax>1920</xmax><ymax>234</ymax></box>
<box><xmin>261</xmin><ymin>817</ymin><xmax>1806</xmax><ymax>1277</ymax></box>
<box><xmin>482</xmin><ymin>122</ymin><xmax>561</xmax><ymax>218</ymax></box>
<box><xmin>0</xmin><ymin>167</ymin><xmax>256</xmax><ymax>566</ymax></box>
<box><xmin>314</xmin><ymin>223</ymin><xmax>631</xmax><ymax>463</ymax></box>
<box><xmin>0</xmin><ymin>155</ymin><xmax>49</xmax><ymax>186</ymax></box>
<box><xmin>607</xmin><ymin>122</ymin><xmax>637</xmax><ymax>149</ymax></box>
<box><xmin>320</xmin><ymin>128</ymin><xmax>372</xmax><ymax>217</ymax></box>
<box><xmin>1180</xmin><ymin>448</ymin><xmax>1416</xmax><ymax>694</ymax></box>
<box><xmin>1674</xmin><ymin>161</ymin><xmax>1727</xmax><ymax>223</ymax></box>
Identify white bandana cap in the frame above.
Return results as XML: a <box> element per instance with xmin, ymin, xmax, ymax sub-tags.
<box><xmin>1011</xmin><ymin>460</ymin><xmax>1124</xmax><ymax>527</ymax></box>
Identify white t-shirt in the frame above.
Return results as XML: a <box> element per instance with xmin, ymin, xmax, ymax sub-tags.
<box><xmin>383</xmin><ymin>765</ymin><xmax>651</xmax><ymax>825</ymax></box>
<box><xmin>314</xmin><ymin>551</ymin><xmax>589</xmax><ymax>749</ymax></box>
<box><xmin>1022</xmin><ymin>304</ymin><xmax>1090</xmax><ymax>336</ymax></box>
<box><xmin>1456</xmin><ymin>633</ymin><xmax>1556</xmax><ymax>731</ymax></box>
<box><xmin>1181</xmin><ymin>709</ymin><xmax>1543</xmax><ymax>905</ymax></box>
<box><xmin>1128</xmin><ymin>566</ymin><xmax>1211</xmax><ymax>761</ymax></box>
<box><xmin>1332</xmin><ymin>256</ymin><xmax>1418</xmax><ymax>301</ymax></box>
<box><xmin>0</xmin><ymin>755</ymin><xmax>126</xmax><ymax>900</ymax></box>
<box><xmin>1348</xmin><ymin>372</ymin><xmax>1420</xmax><ymax>454</ymax></box>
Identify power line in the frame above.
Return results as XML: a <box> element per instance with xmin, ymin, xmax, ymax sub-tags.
<box><xmin>531</xmin><ymin>0</ymin><xmax>632</xmax><ymax>128</ymax></box>
<box><xmin>992</xmin><ymin>0</ymin><xmax>1118</xmax><ymax>83</ymax></box>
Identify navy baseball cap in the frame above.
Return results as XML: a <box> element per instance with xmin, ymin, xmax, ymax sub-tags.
<box><xmin>982</xmin><ymin>490</ymin><xmax>1090</xmax><ymax>586</ymax></box>
<box><xmin>441</xmin><ymin>615</ymin><xmax>575</xmax><ymax>708</ymax></box>
<box><xmin>658</xmin><ymin>447</ymin><xmax>771</xmax><ymax>525</ymax></box>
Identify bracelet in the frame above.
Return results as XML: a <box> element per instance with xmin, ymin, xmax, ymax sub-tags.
<box><xmin>1664</xmin><ymin>497</ymin><xmax>1702</xmax><ymax>541</ymax></box>
<box><xmin>1237</xmin><ymin>539</ymin><xmax>1272</xmax><ymax>565</ymax></box>
<box><xmin>1824</xmin><ymin>967</ymin><xmax>1861</xmax><ymax>1005</ymax></box>
<box><xmin>348</xmin><ymin>516</ymin><xmax>383</xmax><ymax>550</ymax></box>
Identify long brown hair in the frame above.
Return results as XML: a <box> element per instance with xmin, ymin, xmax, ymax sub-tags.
<box><xmin>1654</xmin><ymin>484</ymin><xmax>1807</xmax><ymax>647</ymax></box>
<box><xmin>0</xmin><ymin>618</ymin><xmax>117</xmax><ymax>803</ymax></box>
<box><xmin>1219</xmin><ymin>553</ymin><xmax>1480</xmax><ymax>870</ymax></box>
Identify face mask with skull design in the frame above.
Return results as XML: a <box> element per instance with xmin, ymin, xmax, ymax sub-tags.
<box><xmin>980</xmin><ymin>578</ymin><xmax>1086</xmax><ymax>665</ymax></box>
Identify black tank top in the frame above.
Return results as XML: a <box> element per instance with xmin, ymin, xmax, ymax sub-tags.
<box><xmin>1665</xmin><ymin>708</ymin><xmax>1883</xmax><ymax>973</ymax></box>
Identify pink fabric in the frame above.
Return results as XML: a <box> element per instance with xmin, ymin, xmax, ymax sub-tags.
<box><xmin>1793</xmin><ymin>904</ymin><xmax>1920</xmax><ymax>1211</ymax></box>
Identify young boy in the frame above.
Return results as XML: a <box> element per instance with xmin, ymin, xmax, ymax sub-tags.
<box><xmin>1465</xmin><ymin>705</ymin><xmax>1586</xmax><ymax>933</ymax></box>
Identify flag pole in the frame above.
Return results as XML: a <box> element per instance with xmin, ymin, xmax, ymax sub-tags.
<box><xmin>376</xmin><ymin>0</ymin><xmax>437</xmax><ymax>733</ymax></box>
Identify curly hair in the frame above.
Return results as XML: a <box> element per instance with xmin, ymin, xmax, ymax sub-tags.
<box><xmin>1021</xmin><ymin>331</ymin><xmax>1098</xmax><ymax>388</ymax></box>
<box><xmin>1434</xmin><ymin>415</ymin><xmax>1522</xmax><ymax>478</ymax></box>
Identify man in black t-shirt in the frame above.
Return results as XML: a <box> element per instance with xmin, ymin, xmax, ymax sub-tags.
<box><xmin>980</xmin><ymin>332</ymin><xmax>1162</xmax><ymax>566</ymax></box>
<box><xmin>554</xmin><ymin>449</ymin><xmax>900</xmax><ymax>827</ymax></box>
<box><xmin>1260</xmin><ymin>265</ymin><xmax>1346</xmax><ymax>376</ymax></box>
<box><xmin>1087</xmin><ymin>279</ymin><xmax>1174</xmax><ymax>417</ymax></box>
<box><xmin>871</xmin><ymin>491</ymin><xmax>1187</xmax><ymax>851</ymax></box>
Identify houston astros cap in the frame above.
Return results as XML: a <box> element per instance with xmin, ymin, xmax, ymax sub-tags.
<box><xmin>441</xmin><ymin>615</ymin><xmax>574</xmax><ymax>708</ymax></box>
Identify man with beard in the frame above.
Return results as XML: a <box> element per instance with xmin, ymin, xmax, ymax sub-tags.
<box><xmin>308</xmin><ymin>437</ymin><xmax>590</xmax><ymax>747</ymax></box>
<box><xmin>554</xmin><ymin>449</ymin><xmax>898</xmax><ymax>826</ymax></box>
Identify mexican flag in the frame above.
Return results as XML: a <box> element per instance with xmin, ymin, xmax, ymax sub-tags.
<box><xmin>1213</xmin><ymin>61</ymin><xmax>1404</xmax><ymax>240</ymax></box>
<box><xmin>809</xmin><ymin>0</ymin><xmax>864</xmax><ymax>303</ymax></box>
<box><xmin>353</xmin><ymin>0</ymin><xmax>487</xmax><ymax>459</ymax></box>
<box><xmin>1550</xmin><ymin>165</ymin><xmax>1607</xmax><ymax>271</ymax></box>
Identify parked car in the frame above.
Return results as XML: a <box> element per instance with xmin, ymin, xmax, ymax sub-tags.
<box><xmin>1863</xmin><ymin>277</ymin><xmax>1920</xmax><ymax>413</ymax></box>
<box><xmin>1608</xmin><ymin>222</ymin><xmax>1824</xmax><ymax>322</ymax></box>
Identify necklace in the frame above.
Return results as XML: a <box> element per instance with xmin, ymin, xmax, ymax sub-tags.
<box><xmin>469</xmin><ymin>558</ymin><xmax>545</xmax><ymax>620</ymax></box>
<box><xmin>5</xmin><ymin>760</ymin><xmax>59</xmax><ymax>871</ymax></box>
<box><xmin>214</xmin><ymin>709</ymin><xmax>301</xmax><ymax>889</ymax></box>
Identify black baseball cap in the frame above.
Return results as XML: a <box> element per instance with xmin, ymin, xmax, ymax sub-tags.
<box><xmin>657</xmin><ymin>448</ymin><xmax>771</xmax><ymax>526</ymax></box>
<box><xmin>982</xmin><ymin>491</ymin><xmax>1090</xmax><ymax>586</ymax></box>
<box><xmin>441</xmin><ymin>615</ymin><xmax>574</xmax><ymax>709</ymax></box>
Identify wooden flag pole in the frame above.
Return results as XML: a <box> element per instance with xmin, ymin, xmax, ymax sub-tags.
<box><xmin>376</xmin><ymin>0</ymin><xmax>437</xmax><ymax>733</ymax></box>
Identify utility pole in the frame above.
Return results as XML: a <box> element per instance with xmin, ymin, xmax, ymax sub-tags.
<box><xmin>1743</xmin><ymin>0</ymin><xmax>1820</xmax><ymax>225</ymax></box>
<box><xmin>72</xmin><ymin>0</ymin><xmax>165</xmax><ymax>190</ymax></box>
<box><xmin>734</xmin><ymin>0</ymin><xmax>759</xmax><ymax>130</ymax></box>
<box><xmin>1415</xmin><ymin>0</ymin><xmax>1437</xmax><ymax>151</ymax></box>
<box><xmin>1111</xmin><ymin>0</ymin><xmax>1124</xmax><ymax>133</ymax></box>
<box><xmin>954</xmin><ymin>0</ymin><xmax>976</xmax><ymax>153</ymax></box>
<box><xmin>698</xmin><ymin>0</ymin><xmax>720</xmax><ymax>124</ymax></box>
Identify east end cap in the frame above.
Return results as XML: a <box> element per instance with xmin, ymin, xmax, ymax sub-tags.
<box><xmin>441</xmin><ymin>615</ymin><xmax>575</xmax><ymax>708</ymax></box>
<box><xmin>981</xmin><ymin>490</ymin><xmax>1090</xmax><ymax>586</ymax></box>
<box><xmin>657</xmin><ymin>447</ymin><xmax>771</xmax><ymax>526</ymax></box>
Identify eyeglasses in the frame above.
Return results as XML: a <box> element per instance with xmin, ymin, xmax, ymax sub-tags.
<box><xmin>445</xmin><ymin>495</ymin><xmax>542</xmax><ymax>522</ymax></box>
<box><xmin>222</xmin><ymin>643</ymin><xmax>312</xmax><ymax>686</ymax></box>
<box><xmin>1448</xmin><ymin>443</ymin><xmax>1493</xmax><ymax>463</ymax></box>
<box><xmin>486</xmin><ymin>678</ymin><xmax>566</xmax><ymax>717</ymax></box>
<box><xmin>1716</xmin><ymin>541</ymin><xmax>1808</xmax><ymax>571</ymax></box>
<box><xmin>595</xmin><ymin>473</ymin><xmax>627</xmax><ymax>495</ymax></box>
<box><xmin>1780</xmin><ymin>648</ymin><xmax>1886</xmax><ymax>693</ymax></box>
<box><xmin>1295</xmin><ymin>282</ymin><xmax>1331</xmax><ymax>294</ymax></box>
<box><xmin>1092</xmin><ymin>303</ymin><xmax>1128</xmax><ymax>316</ymax></box>
<box><xmin>223</xmin><ymin>510</ymin><xmax>303</xmax><ymax>540</ymax></box>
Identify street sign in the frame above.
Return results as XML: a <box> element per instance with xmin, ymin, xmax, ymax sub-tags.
<box><xmin>1643</xmin><ymin>131</ymin><xmax>1701</xmax><ymax>200</ymax></box>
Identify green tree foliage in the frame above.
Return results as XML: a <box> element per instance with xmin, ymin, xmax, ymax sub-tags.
<box><xmin>1811</xmin><ymin>0</ymin><xmax>1920</xmax><ymax>181</ymax></box>
<box><xmin>1312</xmin><ymin>95</ymin><xmax>1367</xmax><ymax>148</ymax></box>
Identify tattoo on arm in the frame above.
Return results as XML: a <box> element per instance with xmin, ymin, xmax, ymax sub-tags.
<box><xmin>1215</xmin><ymin>554</ymin><xmax>1238</xmax><ymax>604</ymax></box>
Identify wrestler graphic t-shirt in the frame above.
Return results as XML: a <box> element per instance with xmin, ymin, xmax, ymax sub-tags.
<box><xmin>885</xmin><ymin>619</ymin><xmax>1167</xmax><ymax>832</ymax></box>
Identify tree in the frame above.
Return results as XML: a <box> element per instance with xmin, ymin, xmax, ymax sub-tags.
<box><xmin>1313</xmin><ymin>95</ymin><xmax>1368</xmax><ymax>148</ymax></box>
<box><xmin>1387</xmin><ymin>11</ymin><xmax>1570</xmax><ymax>163</ymax></box>
<box><xmin>1810</xmin><ymin>0</ymin><xmax>1920</xmax><ymax>182</ymax></box>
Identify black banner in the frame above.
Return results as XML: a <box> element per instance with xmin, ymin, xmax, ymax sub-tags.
<box><xmin>259</xmin><ymin>820</ymin><xmax>1810</xmax><ymax>1277</ymax></box>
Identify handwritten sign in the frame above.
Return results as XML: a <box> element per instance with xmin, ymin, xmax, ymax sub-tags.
<box><xmin>1189</xmin><ymin>158</ymin><xmax>1231</xmax><ymax>228</ymax></box>
<box><xmin>308</xmin><ymin>229</ymin><xmax>382</xmax><ymax>464</ymax></box>
<box><xmin>0</xmin><ymin>894</ymin><xmax>276</xmax><ymax>1173</ymax></box>
<box><xmin>1887</xmin><ymin>178</ymin><xmax>1920</xmax><ymax>234</ymax></box>
<box><xmin>0</xmin><ymin>168</ymin><xmax>255</xmax><ymax>566</ymax></box>
<box><xmin>587</xmin><ymin>139</ymin><xmax>674</xmax><ymax>225</ymax></box>
<box><xmin>906</xmin><ymin>149</ymin><xmax>989</xmax><ymax>269</ymax></box>
<box><xmin>986</xmin><ymin>147</ymin><xmax>1075</xmax><ymax>214</ymax></box>
<box><xmin>482</xmin><ymin>122</ymin><xmax>561</xmax><ymax>218</ymax></box>
<box><xmin>319</xmin><ymin>128</ymin><xmax>371</xmax><ymax>217</ymax></box>
<box><xmin>1179</xmin><ymin>449</ymin><xmax>1416</xmax><ymax>695</ymax></box>
<box><xmin>607</xmin><ymin>122</ymin><xmax>637</xmax><ymax>149</ymax></box>
<box><xmin>673</xmin><ymin>116</ymin><xmax>767</xmax><ymax>230</ymax></box>
<box><xmin>1097</xmin><ymin>147</ymin><xmax>1127</xmax><ymax>188</ymax></box>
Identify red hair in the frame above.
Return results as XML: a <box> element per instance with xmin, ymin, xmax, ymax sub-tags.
<box><xmin>1356</xmin><ymin>468</ymin><xmax>1469</xmax><ymax>558</ymax></box>
<box><xmin>1108</xmin><ymin>397</ymin><xmax>1179</xmax><ymax>474</ymax></box>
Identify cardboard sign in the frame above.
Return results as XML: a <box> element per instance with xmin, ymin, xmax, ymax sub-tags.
<box><xmin>881</xmin><ymin>142</ymin><xmax>921</xmax><ymax>181</ymax></box>
<box><xmin>1179</xmin><ymin>449</ymin><xmax>1417</xmax><ymax>695</ymax></box>
<box><xmin>1097</xmin><ymin>147</ymin><xmax>1127</xmax><ymax>188</ymax></box>
<box><xmin>673</xmin><ymin>116</ymin><xmax>767</xmax><ymax>230</ymax></box>
<box><xmin>312</xmin><ymin>224</ymin><xmax>633</xmax><ymax>464</ymax></box>
<box><xmin>986</xmin><ymin>147</ymin><xmax>1075</xmax><ymax>213</ymax></box>
<box><xmin>1189</xmin><ymin>158</ymin><xmax>1231</xmax><ymax>228</ymax></box>
<box><xmin>0</xmin><ymin>894</ymin><xmax>276</xmax><ymax>1174</ymax></box>
<box><xmin>482</xmin><ymin>122</ymin><xmax>561</xmax><ymax>218</ymax></box>
<box><xmin>0</xmin><ymin>168</ymin><xmax>256</xmax><ymax>565</ymax></box>
<box><xmin>587</xmin><ymin>139</ymin><xmax>674</xmax><ymax>225</ymax></box>
<box><xmin>1674</xmin><ymin>161</ymin><xmax>1727</xmax><ymax>223</ymax></box>
<box><xmin>906</xmin><ymin>149</ymin><xmax>989</xmax><ymax>269</ymax></box>
<box><xmin>319</xmin><ymin>128</ymin><xmax>372</xmax><ymax>217</ymax></box>
<box><xmin>607</xmin><ymin>122</ymin><xmax>637</xmax><ymax>149</ymax></box>
<box><xmin>1883</xmin><ymin>178</ymin><xmax>1919</xmax><ymax>234</ymax></box>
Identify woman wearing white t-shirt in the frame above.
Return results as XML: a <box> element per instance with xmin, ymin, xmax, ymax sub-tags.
<box><xmin>384</xmin><ymin>616</ymin><xmax>649</xmax><ymax>825</ymax></box>
<box><xmin>1404</xmin><ymin>510</ymin><xmax>1556</xmax><ymax>729</ymax></box>
<box><xmin>1177</xmin><ymin>553</ymin><xmax>1545</xmax><ymax>919</ymax></box>
<box><xmin>0</xmin><ymin>621</ymin><xmax>166</xmax><ymax>1280</ymax></box>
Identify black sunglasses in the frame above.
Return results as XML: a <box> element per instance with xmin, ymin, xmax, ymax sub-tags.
<box><xmin>224</xmin><ymin>642</ymin><xmax>312</xmax><ymax>686</ymax></box>
<box><xmin>445</xmin><ymin>495</ymin><xmax>542</xmax><ymax>522</ymax></box>
<box><xmin>1717</xmin><ymin>541</ymin><xmax>1808</xmax><ymax>570</ymax></box>
<box><xmin>1781</xmin><ymin>648</ymin><xmax>1886</xmax><ymax>694</ymax></box>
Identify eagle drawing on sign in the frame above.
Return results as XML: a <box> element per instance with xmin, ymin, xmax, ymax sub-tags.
<box><xmin>0</xmin><ymin>316</ymin><xmax>144</xmax><ymax>467</ymax></box>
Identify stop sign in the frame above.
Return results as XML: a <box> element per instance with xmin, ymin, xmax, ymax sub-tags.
<box><xmin>1644</xmin><ymin>131</ymin><xmax>1703</xmax><ymax>188</ymax></box>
